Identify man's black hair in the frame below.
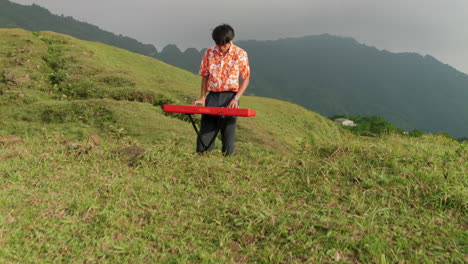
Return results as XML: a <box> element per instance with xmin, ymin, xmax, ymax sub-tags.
<box><xmin>212</xmin><ymin>24</ymin><xmax>235</xmax><ymax>45</ymax></box>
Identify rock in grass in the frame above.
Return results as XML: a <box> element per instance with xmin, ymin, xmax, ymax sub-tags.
<box><xmin>2</xmin><ymin>71</ymin><xmax>16</xmax><ymax>84</ymax></box>
<box><xmin>116</xmin><ymin>146</ymin><xmax>145</xmax><ymax>159</ymax></box>
<box><xmin>0</xmin><ymin>135</ymin><xmax>22</xmax><ymax>146</ymax></box>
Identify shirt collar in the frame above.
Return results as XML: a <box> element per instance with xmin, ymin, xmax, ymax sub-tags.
<box><xmin>213</xmin><ymin>42</ymin><xmax>236</xmax><ymax>56</ymax></box>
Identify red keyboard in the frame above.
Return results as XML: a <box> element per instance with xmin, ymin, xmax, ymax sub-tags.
<box><xmin>163</xmin><ymin>104</ymin><xmax>256</xmax><ymax>117</ymax></box>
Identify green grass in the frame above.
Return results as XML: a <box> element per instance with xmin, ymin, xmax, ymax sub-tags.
<box><xmin>1</xmin><ymin>134</ymin><xmax>466</xmax><ymax>263</ymax></box>
<box><xmin>0</xmin><ymin>28</ymin><xmax>467</xmax><ymax>263</ymax></box>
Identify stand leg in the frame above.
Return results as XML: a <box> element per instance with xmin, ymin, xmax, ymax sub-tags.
<box><xmin>187</xmin><ymin>114</ymin><xmax>222</xmax><ymax>152</ymax></box>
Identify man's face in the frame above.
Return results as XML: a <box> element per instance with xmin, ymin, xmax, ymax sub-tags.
<box><xmin>217</xmin><ymin>42</ymin><xmax>231</xmax><ymax>54</ymax></box>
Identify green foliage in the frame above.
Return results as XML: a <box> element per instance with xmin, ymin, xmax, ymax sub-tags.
<box><xmin>56</xmin><ymin>80</ymin><xmax>102</xmax><ymax>99</ymax></box>
<box><xmin>152</xmin><ymin>94</ymin><xmax>195</xmax><ymax>123</ymax></box>
<box><xmin>48</xmin><ymin>68</ymin><xmax>67</xmax><ymax>85</ymax></box>
<box><xmin>42</xmin><ymin>52</ymin><xmax>68</xmax><ymax>71</ymax></box>
<box><xmin>435</xmin><ymin>132</ymin><xmax>457</xmax><ymax>141</ymax></box>
<box><xmin>0</xmin><ymin>134</ymin><xmax>466</xmax><ymax>263</ymax></box>
<box><xmin>152</xmin><ymin>94</ymin><xmax>176</xmax><ymax>107</ymax></box>
<box><xmin>40</xmin><ymin>35</ymin><xmax>74</xmax><ymax>86</ymax></box>
<box><xmin>39</xmin><ymin>101</ymin><xmax>116</xmax><ymax>126</ymax></box>
<box><xmin>409</xmin><ymin>129</ymin><xmax>425</xmax><ymax>137</ymax></box>
<box><xmin>54</xmin><ymin>75</ymin><xmax>155</xmax><ymax>102</ymax></box>
<box><xmin>123</xmin><ymin>89</ymin><xmax>156</xmax><ymax>103</ymax></box>
<box><xmin>331</xmin><ymin>114</ymin><xmax>402</xmax><ymax>136</ymax></box>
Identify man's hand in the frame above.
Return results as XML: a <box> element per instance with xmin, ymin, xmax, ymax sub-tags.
<box><xmin>227</xmin><ymin>99</ymin><xmax>239</xmax><ymax>108</ymax></box>
<box><xmin>192</xmin><ymin>97</ymin><xmax>206</xmax><ymax>106</ymax></box>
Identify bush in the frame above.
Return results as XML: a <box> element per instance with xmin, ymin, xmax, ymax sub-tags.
<box><xmin>49</xmin><ymin>69</ymin><xmax>67</xmax><ymax>85</ymax></box>
<box><xmin>40</xmin><ymin>101</ymin><xmax>116</xmax><ymax>127</ymax></box>
<box><xmin>40</xmin><ymin>35</ymin><xmax>75</xmax><ymax>86</ymax></box>
<box><xmin>435</xmin><ymin>132</ymin><xmax>457</xmax><ymax>141</ymax></box>
<box><xmin>330</xmin><ymin>114</ymin><xmax>401</xmax><ymax>136</ymax></box>
<box><xmin>152</xmin><ymin>94</ymin><xmax>195</xmax><ymax>123</ymax></box>
<box><xmin>108</xmin><ymin>87</ymin><xmax>133</xmax><ymax>101</ymax></box>
<box><xmin>57</xmin><ymin>80</ymin><xmax>104</xmax><ymax>99</ymax></box>
<box><xmin>108</xmin><ymin>87</ymin><xmax>156</xmax><ymax>103</ymax></box>
<box><xmin>152</xmin><ymin>94</ymin><xmax>176</xmax><ymax>107</ymax></box>
<box><xmin>408</xmin><ymin>129</ymin><xmax>425</xmax><ymax>137</ymax></box>
<box><xmin>127</xmin><ymin>89</ymin><xmax>156</xmax><ymax>103</ymax></box>
<box><xmin>42</xmin><ymin>52</ymin><xmax>68</xmax><ymax>71</ymax></box>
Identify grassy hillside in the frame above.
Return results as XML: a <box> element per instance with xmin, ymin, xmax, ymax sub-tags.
<box><xmin>0</xmin><ymin>29</ymin><xmax>341</xmax><ymax>151</ymax></box>
<box><xmin>0</xmin><ymin>0</ymin><xmax>157</xmax><ymax>56</ymax></box>
<box><xmin>0</xmin><ymin>29</ymin><xmax>466</xmax><ymax>263</ymax></box>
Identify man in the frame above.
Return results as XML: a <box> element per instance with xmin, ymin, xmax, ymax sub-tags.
<box><xmin>192</xmin><ymin>24</ymin><xmax>250</xmax><ymax>156</ymax></box>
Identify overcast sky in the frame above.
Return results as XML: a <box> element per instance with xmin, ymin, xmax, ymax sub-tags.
<box><xmin>10</xmin><ymin>0</ymin><xmax>468</xmax><ymax>74</ymax></box>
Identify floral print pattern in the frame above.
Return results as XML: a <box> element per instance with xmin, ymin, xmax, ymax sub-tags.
<box><xmin>199</xmin><ymin>43</ymin><xmax>250</xmax><ymax>92</ymax></box>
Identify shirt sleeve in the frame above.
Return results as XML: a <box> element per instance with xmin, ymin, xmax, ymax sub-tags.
<box><xmin>199</xmin><ymin>50</ymin><xmax>210</xmax><ymax>76</ymax></box>
<box><xmin>239</xmin><ymin>51</ymin><xmax>250</xmax><ymax>80</ymax></box>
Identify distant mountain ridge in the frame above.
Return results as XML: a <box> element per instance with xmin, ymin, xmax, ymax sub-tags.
<box><xmin>0</xmin><ymin>0</ymin><xmax>157</xmax><ymax>56</ymax></box>
<box><xmin>156</xmin><ymin>35</ymin><xmax>468</xmax><ymax>138</ymax></box>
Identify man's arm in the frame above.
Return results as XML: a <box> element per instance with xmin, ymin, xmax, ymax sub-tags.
<box><xmin>228</xmin><ymin>50</ymin><xmax>250</xmax><ymax>108</ymax></box>
<box><xmin>227</xmin><ymin>78</ymin><xmax>249</xmax><ymax>108</ymax></box>
<box><xmin>193</xmin><ymin>75</ymin><xmax>209</xmax><ymax>106</ymax></box>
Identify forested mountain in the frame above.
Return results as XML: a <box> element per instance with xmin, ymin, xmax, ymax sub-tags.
<box><xmin>0</xmin><ymin>0</ymin><xmax>157</xmax><ymax>56</ymax></box>
<box><xmin>156</xmin><ymin>35</ymin><xmax>468</xmax><ymax>138</ymax></box>
<box><xmin>155</xmin><ymin>45</ymin><xmax>205</xmax><ymax>74</ymax></box>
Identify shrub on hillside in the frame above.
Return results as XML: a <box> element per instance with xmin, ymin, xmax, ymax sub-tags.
<box><xmin>40</xmin><ymin>101</ymin><xmax>116</xmax><ymax>127</ymax></box>
<box><xmin>56</xmin><ymin>80</ymin><xmax>105</xmax><ymax>99</ymax></box>
<box><xmin>330</xmin><ymin>114</ymin><xmax>402</xmax><ymax>136</ymax></box>
<box><xmin>408</xmin><ymin>129</ymin><xmax>426</xmax><ymax>137</ymax></box>
<box><xmin>435</xmin><ymin>132</ymin><xmax>457</xmax><ymax>141</ymax></box>
<box><xmin>126</xmin><ymin>89</ymin><xmax>156</xmax><ymax>103</ymax></box>
<box><xmin>152</xmin><ymin>94</ymin><xmax>195</xmax><ymax>123</ymax></box>
<box><xmin>108</xmin><ymin>87</ymin><xmax>156</xmax><ymax>103</ymax></box>
<box><xmin>152</xmin><ymin>94</ymin><xmax>176</xmax><ymax>107</ymax></box>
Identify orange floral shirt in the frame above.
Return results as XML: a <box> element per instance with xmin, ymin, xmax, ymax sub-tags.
<box><xmin>199</xmin><ymin>43</ymin><xmax>250</xmax><ymax>92</ymax></box>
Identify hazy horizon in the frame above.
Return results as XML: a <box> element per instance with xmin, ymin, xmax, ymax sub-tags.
<box><xmin>9</xmin><ymin>0</ymin><xmax>468</xmax><ymax>74</ymax></box>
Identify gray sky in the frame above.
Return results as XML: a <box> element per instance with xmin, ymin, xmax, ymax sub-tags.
<box><xmin>11</xmin><ymin>0</ymin><xmax>468</xmax><ymax>74</ymax></box>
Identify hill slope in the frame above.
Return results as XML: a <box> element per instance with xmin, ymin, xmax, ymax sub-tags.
<box><xmin>0</xmin><ymin>0</ymin><xmax>157</xmax><ymax>56</ymax></box>
<box><xmin>0</xmin><ymin>28</ymin><xmax>342</xmax><ymax>151</ymax></box>
<box><xmin>0</xmin><ymin>29</ymin><xmax>466</xmax><ymax>263</ymax></box>
<box><xmin>157</xmin><ymin>35</ymin><xmax>468</xmax><ymax>138</ymax></box>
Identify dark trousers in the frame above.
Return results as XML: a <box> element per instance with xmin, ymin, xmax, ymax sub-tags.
<box><xmin>196</xmin><ymin>91</ymin><xmax>237</xmax><ymax>156</ymax></box>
